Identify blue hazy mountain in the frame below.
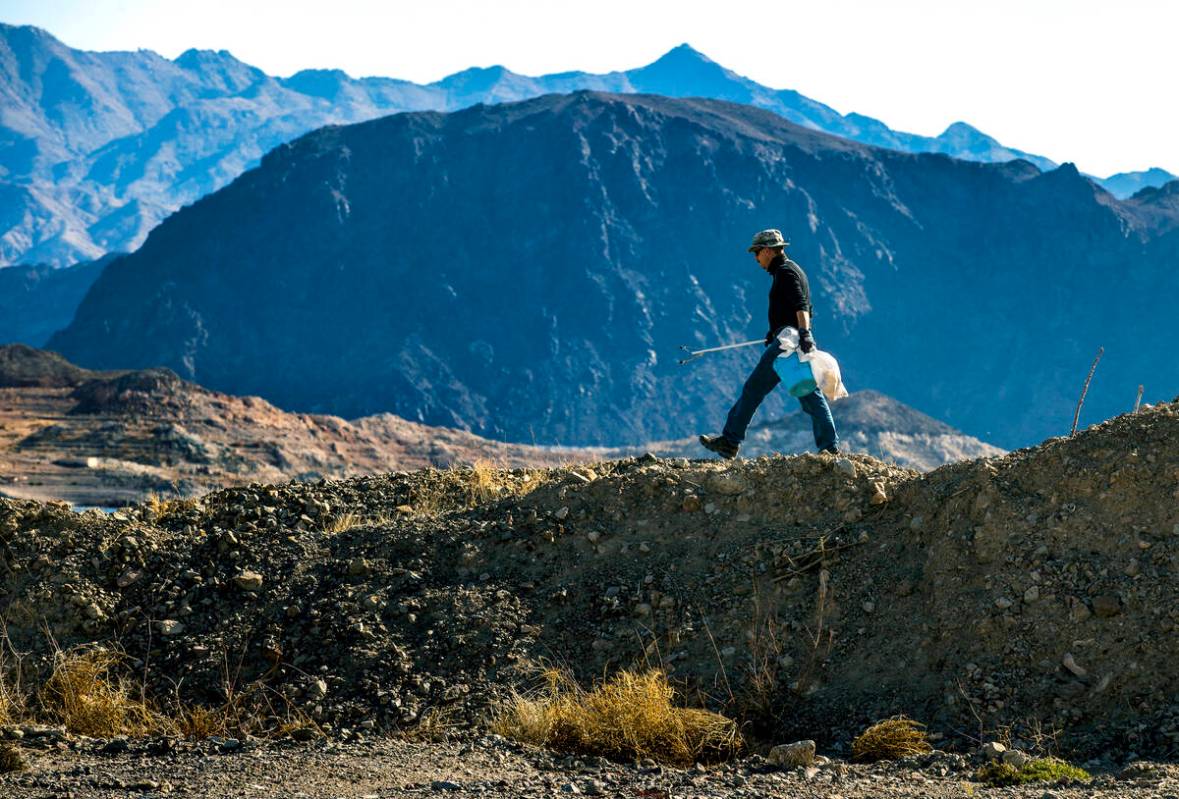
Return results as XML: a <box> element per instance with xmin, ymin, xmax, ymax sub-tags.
<box><xmin>3</xmin><ymin>24</ymin><xmax>1169</xmax><ymax>267</ymax></box>
<box><xmin>1100</xmin><ymin>167</ymin><xmax>1177</xmax><ymax>199</ymax></box>
<box><xmin>0</xmin><ymin>255</ymin><xmax>112</xmax><ymax>346</ymax></box>
<box><xmin>50</xmin><ymin>93</ymin><xmax>1179</xmax><ymax>450</ymax></box>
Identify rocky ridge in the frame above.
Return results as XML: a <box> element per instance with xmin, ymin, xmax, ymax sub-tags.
<box><xmin>1</xmin><ymin>397</ymin><xmax>1176</xmax><ymax>762</ymax></box>
<box><xmin>0</xmin><ymin>346</ymin><xmax>1000</xmax><ymax>506</ymax></box>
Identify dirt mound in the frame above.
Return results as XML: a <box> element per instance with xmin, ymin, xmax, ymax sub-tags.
<box><xmin>1</xmin><ymin>400</ymin><xmax>1177</xmax><ymax>757</ymax></box>
<box><xmin>69</xmin><ymin>368</ymin><xmax>196</xmax><ymax>415</ymax></box>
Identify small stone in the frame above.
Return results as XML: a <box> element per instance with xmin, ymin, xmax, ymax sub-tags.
<box><xmin>869</xmin><ymin>482</ymin><xmax>889</xmax><ymax>504</ymax></box>
<box><xmin>1002</xmin><ymin>749</ymin><xmax>1031</xmax><ymax>768</ymax></box>
<box><xmin>1062</xmin><ymin>653</ymin><xmax>1087</xmax><ymax>678</ymax></box>
<box><xmin>834</xmin><ymin>458</ymin><xmax>857</xmax><ymax>478</ymax></box>
<box><xmin>117</xmin><ymin>569</ymin><xmax>143</xmax><ymax>588</ymax></box>
<box><xmin>347</xmin><ymin>558</ymin><xmax>371</xmax><ymax>577</ymax></box>
<box><xmin>994</xmin><ymin>596</ymin><xmax>1014</xmax><ymax>610</ymax></box>
<box><xmin>586</xmin><ymin>531</ymin><xmax>601</xmax><ymax>544</ymax></box>
<box><xmin>431</xmin><ymin>780</ymin><xmax>461</xmax><ymax>791</ymax></box>
<box><xmin>559</xmin><ymin>783</ymin><xmax>581</xmax><ymax>794</ymax></box>
<box><xmin>1124</xmin><ymin>559</ymin><xmax>1140</xmax><ymax>577</ymax></box>
<box><xmin>156</xmin><ymin>619</ymin><xmax>185</xmax><ymax>636</ymax></box>
<box><xmin>217</xmin><ymin>737</ymin><xmax>241</xmax><ymax>752</ymax></box>
<box><xmin>311</xmin><ymin>678</ymin><xmax>328</xmax><ymax>699</ymax></box>
<box><xmin>554</xmin><ymin>506</ymin><xmax>570</xmax><ymax>521</ymax></box>
<box><xmin>1092</xmin><ymin>595</ymin><xmax>1121</xmax><ymax>617</ymax></box>
<box><xmin>1023</xmin><ymin>585</ymin><xmax>1040</xmax><ymax>603</ymax></box>
<box><xmin>861</xmin><ymin>601</ymin><xmax>875</xmax><ymax>614</ymax></box>
<box><xmin>980</xmin><ymin>741</ymin><xmax>1007</xmax><ymax>761</ymax></box>
<box><xmin>638</xmin><ymin>542</ymin><xmax>651</xmax><ymax>553</ymax></box>
<box><xmin>234</xmin><ymin>570</ymin><xmax>264</xmax><ymax>592</ymax></box>
<box><xmin>1069</xmin><ymin>596</ymin><xmax>1092</xmax><ymax>623</ymax></box>
<box><xmin>103</xmin><ymin>737</ymin><xmax>130</xmax><ymax>754</ymax></box>
<box><xmin>767</xmin><ymin>739</ymin><xmax>815</xmax><ymax>768</ymax></box>
<box><xmin>84</xmin><ymin>602</ymin><xmax>104</xmax><ymax>620</ymax></box>
<box><xmin>681</xmin><ymin>495</ymin><xmax>702</xmax><ymax>512</ymax></box>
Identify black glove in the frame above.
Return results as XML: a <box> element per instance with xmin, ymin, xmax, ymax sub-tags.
<box><xmin>798</xmin><ymin>328</ymin><xmax>816</xmax><ymax>354</ymax></box>
<box><xmin>764</xmin><ymin>331</ymin><xmax>774</xmax><ymax>346</ymax></box>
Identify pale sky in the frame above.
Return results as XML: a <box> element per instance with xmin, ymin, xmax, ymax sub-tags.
<box><xmin>3</xmin><ymin>0</ymin><xmax>1176</xmax><ymax>176</ymax></box>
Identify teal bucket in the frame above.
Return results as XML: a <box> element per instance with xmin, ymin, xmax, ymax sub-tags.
<box><xmin>773</xmin><ymin>353</ymin><xmax>818</xmax><ymax>397</ymax></box>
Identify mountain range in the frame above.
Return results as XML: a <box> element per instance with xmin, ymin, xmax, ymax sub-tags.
<box><xmin>2</xmin><ymin>22</ymin><xmax>1173</xmax><ymax>267</ymax></box>
<box><xmin>49</xmin><ymin>92</ymin><xmax>1179</xmax><ymax>450</ymax></box>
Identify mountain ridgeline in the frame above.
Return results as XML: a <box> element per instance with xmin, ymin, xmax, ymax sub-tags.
<box><xmin>2</xmin><ymin>23</ymin><xmax>1173</xmax><ymax>267</ymax></box>
<box><xmin>51</xmin><ymin>93</ymin><xmax>1179</xmax><ymax>449</ymax></box>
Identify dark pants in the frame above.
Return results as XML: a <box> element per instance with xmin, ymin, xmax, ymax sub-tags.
<box><xmin>722</xmin><ymin>339</ymin><xmax>839</xmax><ymax>452</ymax></box>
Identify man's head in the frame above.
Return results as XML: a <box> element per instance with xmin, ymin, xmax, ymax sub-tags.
<box><xmin>748</xmin><ymin>228</ymin><xmax>787</xmax><ymax>271</ymax></box>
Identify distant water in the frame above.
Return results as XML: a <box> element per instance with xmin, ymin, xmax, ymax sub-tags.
<box><xmin>72</xmin><ymin>505</ymin><xmax>119</xmax><ymax>514</ymax></box>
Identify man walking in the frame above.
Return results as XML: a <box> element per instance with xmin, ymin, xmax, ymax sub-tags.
<box><xmin>699</xmin><ymin>229</ymin><xmax>839</xmax><ymax>459</ymax></box>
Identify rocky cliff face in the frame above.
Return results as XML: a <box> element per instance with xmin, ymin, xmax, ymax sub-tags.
<box><xmin>51</xmin><ymin>93</ymin><xmax>1179</xmax><ymax>449</ymax></box>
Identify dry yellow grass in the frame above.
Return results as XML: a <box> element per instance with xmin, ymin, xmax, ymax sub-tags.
<box><xmin>491</xmin><ymin>669</ymin><xmax>742</xmax><ymax>766</ymax></box>
<box><xmin>39</xmin><ymin>647</ymin><xmax>172</xmax><ymax>737</ymax></box>
<box><xmin>851</xmin><ymin>716</ymin><xmax>933</xmax><ymax>762</ymax></box>
<box><xmin>143</xmin><ymin>493</ymin><xmax>199</xmax><ymax>523</ymax></box>
<box><xmin>0</xmin><ymin>649</ymin><xmax>26</xmax><ymax>727</ymax></box>
<box><xmin>406</xmin><ymin>461</ymin><xmax>531</xmax><ymax>516</ymax></box>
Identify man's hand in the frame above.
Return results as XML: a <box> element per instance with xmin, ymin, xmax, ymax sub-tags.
<box><xmin>799</xmin><ymin>328</ymin><xmax>816</xmax><ymax>354</ymax></box>
<box><xmin>764</xmin><ymin>331</ymin><xmax>774</xmax><ymax>346</ymax></box>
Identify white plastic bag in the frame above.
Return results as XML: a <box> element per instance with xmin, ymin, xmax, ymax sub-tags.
<box><xmin>775</xmin><ymin>327</ymin><xmax>800</xmax><ymax>354</ymax></box>
<box><xmin>799</xmin><ymin>349</ymin><xmax>849</xmax><ymax>401</ymax></box>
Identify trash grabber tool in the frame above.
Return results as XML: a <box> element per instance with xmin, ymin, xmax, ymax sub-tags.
<box><xmin>678</xmin><ymin>339</ymin><xmax>764</xmax><ymax>365</ymax></box>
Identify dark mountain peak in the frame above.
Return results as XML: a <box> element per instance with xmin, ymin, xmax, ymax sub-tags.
<box><xmin>1129</xmin><ymin>178</ymin><xmax>1179</xmax><ymax>205</ymax></box>
<box><xmin>0</xmin><ymin>343</ymin><xmax>96</xmax><ymax>388</ymax></box>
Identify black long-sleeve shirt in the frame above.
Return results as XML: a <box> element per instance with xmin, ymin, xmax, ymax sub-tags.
<box><xmin>767</xmin><ymin>253</ymin><xmax>813</xmax><ymax>336</ymax></box>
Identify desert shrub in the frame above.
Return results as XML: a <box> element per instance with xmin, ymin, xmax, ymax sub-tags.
<box><xmin>39</xmin><ymin>646</ymin><xmax>171</xmax><ymax>737</ymax></box>
<box><xmin>851</xmin><ymin>716</ymin><xmax>932</xmax><ymax>762</ymax></box>
<box><xmin>491</xmin><ymin>668</ymin><xmax>742</xmax><ymax>766</ymax></box>
<box><xmin>975</xmin><ymin>756</ymin><xmax>1092</xmax><ymax>786</ymax></box>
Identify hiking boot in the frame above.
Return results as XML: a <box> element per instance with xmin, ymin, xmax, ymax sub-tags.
<box><xmin>699</xmin><ymin>434</ymin><xmax>739</xmax><ymax>459</ymax></box>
